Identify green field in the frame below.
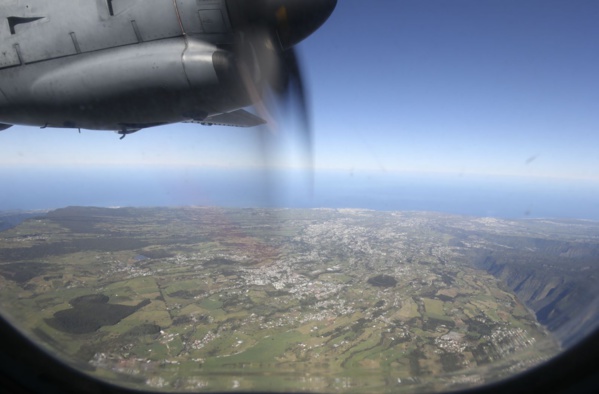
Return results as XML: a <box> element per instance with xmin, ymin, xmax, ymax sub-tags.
<box><xmin>0</xmin><ymin>206</ymin><xmax>565</xmax><ymax>392</ymax></box>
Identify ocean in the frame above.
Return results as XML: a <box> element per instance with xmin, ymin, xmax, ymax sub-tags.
<box><xmin>1</xmin><ymin>167</ymin><xmax>598</xmax><ymax>220</ymax></box>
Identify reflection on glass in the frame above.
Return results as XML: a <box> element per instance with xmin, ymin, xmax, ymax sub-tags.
<box><xmin>2</xmin><ymin>169</ymin><xmax>599</xmax><ymax>392</ymax></box>
<box><xmin>1</xmin><ymin>0</ymin><xmax>599</xmax><ymax>393</ymax></box>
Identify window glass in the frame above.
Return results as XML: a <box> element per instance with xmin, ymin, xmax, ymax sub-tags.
<box><xmin>1</xmin><ymin>1</ymin><xmax>598</xmax><ymax>392</ymax></box>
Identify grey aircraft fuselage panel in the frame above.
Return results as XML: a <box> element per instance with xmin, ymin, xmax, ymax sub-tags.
<box><xmin>0</xmin><ymin>0</ymin><xmax>250</xmax><ymax>131</ymax></box>
<box><xmin>0</xmin><ymin>0</ymin><xmax>183</xmax><ymax>66</ymax></box>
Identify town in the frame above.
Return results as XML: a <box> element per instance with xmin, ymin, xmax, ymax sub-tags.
<box><xmin>1</xmin><ymin>206</ymin><xmax>588</xmax><ymax>392</ymax></box>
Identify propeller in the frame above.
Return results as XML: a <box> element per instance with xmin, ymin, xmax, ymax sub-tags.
<box><xmin>225</xmin><ymin>0</ymin><xmax>337</xmax><ymax>176</ymax></box>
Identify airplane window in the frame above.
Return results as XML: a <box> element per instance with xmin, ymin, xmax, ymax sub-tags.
<box><xmin>1</xmin><ymin>0</ymin><xmax>599</xmax><ymax>393</ymax></box>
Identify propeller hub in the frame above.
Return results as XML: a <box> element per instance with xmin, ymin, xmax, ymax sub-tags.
<box><xmin>226</xmin><ymin>0</ymin><xmax>337</xmax><ymax>49</ymax></box>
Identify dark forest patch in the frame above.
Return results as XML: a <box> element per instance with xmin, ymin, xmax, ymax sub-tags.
<box><xmin>465</xmin><ymin>318</ymin><xmax>495</xmax><ymax>337</ymax></box>
<box><xmin>436</xmin><ymin>294</ymin><xmax>454</xmax><ymax>302</ymax></box>
<box><xmin>0</xmin><ymin>212</ymin><xmax>45</xmax><ymax>232</ymax></box>
<box><xmin>266</xmin><ymin>289</ymin><xmax>291</xmax><ymax>297</ymax></box>
<box><xmin>0</xmin><ymin>261</ymin><xmax>49</xmax><ymax>284</ymax></box>
<box><xmin>440</xmin><ymin>352</ymin><xmax>462</xmax><ymax>372</ymax></box>
<box><xmin>45</xmin><ymin>207</ymin><xmax>136</xmax><ymax>233</ymax></box>
<box><xmin>0</xmin><ymin>237</ymin><xmax>150</xmax><ymax>262</ymax></box>
<box><xmin>367</xmin><ymin>274</ymin><xmax>397</xmax><ymax>288</ymax></box>
<box><xmin>423</xmin><ymin>317</ymin><xmax>455</xmax><ymax>331</ymax></box>
<box><xmin>139</xmin><ymin>249</ymin><xmax>174</xmax><ymax>259</ymax></box>
<box><xmin>409</xmin><ymin>349</ymin><xmax>424</xmax><ymax>376</ymax></box>
<box><xmin>220</xmin><ymin>268</ymin><xmax>239</xmax><ymax>277</ymax></box>
<box><xmin>46</xmin><ymin>295</ymin><xmax>150</xmax><ymax>334</ymax></box>
<box><xmin>121</xmin><ymin>324</ymin><xmax>161</xmax><ymax>340</ymax></box>
<box><xmin>470</xmin><ymin>343</ymin><xmax>500</xmax><ymax>365</ymax></box>
<box><xmin>173</xmin><ymin>315</ymin><xmax>192</xmax><ymax>326</ymax></box>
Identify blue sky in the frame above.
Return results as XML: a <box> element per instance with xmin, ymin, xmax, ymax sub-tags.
<box><xmin>2</xmin><ymin>0</ymin><xmax>599</xmax><ymax>178</ymax></box>
<box><xmin>1</xmin><ymin>0</ymin><xmax>599</xmax><ymax>212</ymax></box>
<box><xmin>304</xmin><ymin>0</ymin><xmax>599</xmax><ymax>179</ymax></box>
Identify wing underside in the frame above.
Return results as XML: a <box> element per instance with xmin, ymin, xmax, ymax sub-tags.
<box><xmin>189</xmin><ymin>109</ymin><xmax>266</xmax><ymax>128</ymax></box>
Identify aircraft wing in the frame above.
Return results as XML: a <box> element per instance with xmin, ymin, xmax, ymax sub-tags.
<box><xmin>0</xmin><ymin>124</ymin><xmax>13</xmax><ymax>131</ymax></box>
<box><xmin>189</xmin><ymin>109</ymin><xmax>266</xmax><ymax>127</ymax></box>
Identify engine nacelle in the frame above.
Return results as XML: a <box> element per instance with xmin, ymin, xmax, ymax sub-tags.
<box><xmin>0</xmin><ymin>37</ymin><xmax>240</xmax><ymax>130</ymax></box>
